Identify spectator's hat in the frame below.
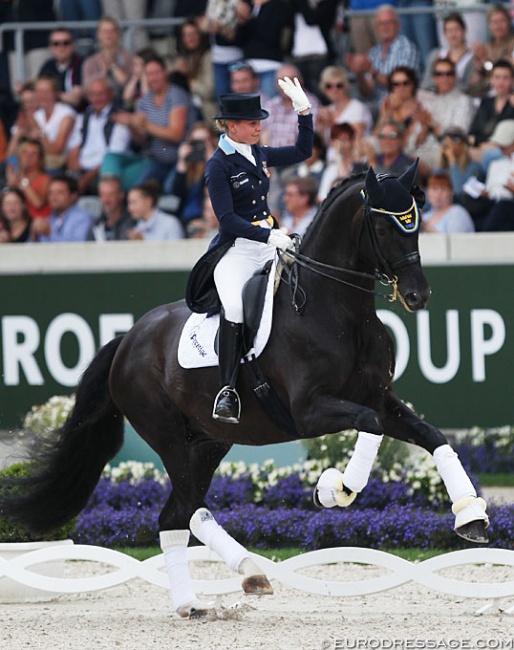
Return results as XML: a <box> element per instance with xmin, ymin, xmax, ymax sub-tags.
<box><xmin>490</xmin><ymin>120</ymin><xmax>514</xmax><ymax>147</ymax></box>
<box><xmin>441</xmin><ymin>127</ymin><xmax>468</xmax><ymax>144</ymax></box>
<box><xmin>214</xmin><ymin>94</ymin><xmax>269</xmax><ymax>120</ymax></box>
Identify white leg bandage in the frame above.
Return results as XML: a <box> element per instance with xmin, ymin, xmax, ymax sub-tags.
<box><xmin>433</xmin><ymin>444</ymin><xmax>488</xmax><ymax>530</ymax></box>
<box><xmin>159</xmin><ymin>530</ymin><xmax>196</xmax><ymax>610</ymax></box>
<box><xmin>160</xmin><ymin>530</ymin><xmax>197</xmax><ymax>612</ymax></box>
<box><xmin>342</xmin><ymin>431</ymin><xmax>384</xmax><ymax>493</ymax></box>
<box><xmin>433</xmin><ymin>444</ymin><xmax>476</xmax><ymax>503</ymax></box>
<box><xmin>190</xmin><ymin>508</ymin><xmax>249</xmax><ymax>574</ymax></box>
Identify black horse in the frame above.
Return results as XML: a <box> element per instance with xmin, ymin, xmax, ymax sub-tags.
<box><xmin>0</xmin><ymin>164</ymin><xmax>488</xmax><ymax>618</ymax></box>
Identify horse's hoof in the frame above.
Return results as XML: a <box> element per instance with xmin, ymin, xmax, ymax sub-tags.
<box><xmin>176</xmin><ymin>599</ymin><xmax>216</xmax><ymax>619</ymax></box>
<box><xmin>313</xmin><ymin>468</ymin><xmax>357</xmax><ymax>508</ymax></box>
<box><xmin>242</xmin><ymin>574</ymin><xmax>274</xmax><ymax>595</ymax></box>
<box><xmin>455</xmin><ymin>520</ymin><xmax>489</xmax><ymax>544</ymax></box>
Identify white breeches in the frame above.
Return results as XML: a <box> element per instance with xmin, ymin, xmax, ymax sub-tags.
<box><xmin>214</xmin><ymin>238</ymin><xmax>275</xmax><ymax>323</ymax></box>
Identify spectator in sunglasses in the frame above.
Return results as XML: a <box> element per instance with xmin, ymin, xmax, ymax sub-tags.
<box><xmin>375</xmin><ymin>66</ymin><xmax>423</xmax><ymax>138</ymax></box>
<box><xmin>365</xmin><ymin>118</ymin><xmax>417</xmax><ymax>177</ymax></box>
<box><xmin>346</xmin><ymin>5</ymin><xmax>420</xmax><ymax>106</ymax></box>
<box><xmin>421</xmin><ymin>12</ymin><xmax>474</xmax><ymax>94</ymax></box>
<box><xmin>317</xmin><ymin>65</ymin><xmax>372</xmax><ymax>141</ymax></box>
<box><xmin>410</xmin><ymin>58</ymin><xmax>475</xmax><ymax>170</ymax></box>
<box><xmin>38</xmin><ymin>28</ymin><xmax>84</xmax><ymax>110</ymax></box>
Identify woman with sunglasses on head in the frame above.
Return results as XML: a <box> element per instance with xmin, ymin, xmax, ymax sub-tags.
<box><xmin>317</xmin><ymin>65</ymin><xmax>372</xmax><ymax>141</ymax></box>
<box><xmin>438</xmin><ymin>127</ymin><xmax>482</xmax><ymax>195</ymax></box>
<box><xmin>186</xmin><ymin>78</ymin><xmax>313</xmax><ymax>424</ymax></box>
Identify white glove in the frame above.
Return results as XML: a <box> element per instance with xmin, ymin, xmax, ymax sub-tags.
<box><xmin>267</xmin><ymin>229</ymin><xmax>294</xmax><ymax>252</ymax></box>
<box><xmin>277</xmin><ymin>76</ymin><xmax>311</xmax><ymax>114</ymax></box>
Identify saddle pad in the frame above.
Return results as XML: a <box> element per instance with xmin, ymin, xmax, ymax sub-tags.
<box><xmin>177</xmin><ymin>259</ymin><xmax>277</xmax><ymax>369</ymax></box>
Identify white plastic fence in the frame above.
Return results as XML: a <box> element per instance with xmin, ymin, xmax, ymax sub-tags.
<box><xmin>1</xmin><ymin>545</ymin><xmax>514</xmax><ymax>611</ymax></box>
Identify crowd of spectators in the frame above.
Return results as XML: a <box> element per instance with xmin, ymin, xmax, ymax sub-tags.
<box><xmin>1</xmin><ymin>1</ymin><xmax>514</xmax><ymax>245</ymax></box>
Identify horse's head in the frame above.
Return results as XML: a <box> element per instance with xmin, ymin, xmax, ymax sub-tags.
<box><xmin>363</xmin><ymin>161</ymin><xmax>430</xmax><ymax>312</ymax></box>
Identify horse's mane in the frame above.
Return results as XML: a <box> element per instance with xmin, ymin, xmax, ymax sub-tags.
<box><xmin>303</xmin><ymin>171</ymin><xmax>367</xmax><ymax>241</ymax></box>
<box><xmin>301</xmin><ymin>171</ymin><xmax>367</xmax><ymax>245</ymax></box>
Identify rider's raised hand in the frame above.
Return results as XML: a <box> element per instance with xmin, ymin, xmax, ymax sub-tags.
<box><xmin>277</xmin><ymin>76</ymin><xmax>311</xmax><ymax>114</ymax></box>
<box><xmin>268</xmin><ymin>229</ymin><xmax>294</xmax><ymax>251</ymax></box>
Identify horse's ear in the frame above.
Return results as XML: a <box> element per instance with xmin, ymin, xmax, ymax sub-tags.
<box><xmin>398</xmin><ymin>159</ymin><xmax>419</xmax><ymax>190</ymax></box>
<box><xmin>365</xmin><ymin>166</ymin><xmax>385</xmax><ymax>205</ymax></box>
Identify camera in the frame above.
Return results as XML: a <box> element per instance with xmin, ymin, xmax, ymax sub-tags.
<box><xmin>185</xmin><ymin>140</ymin><xmax>206</xmax><ymax>164</ymax></box>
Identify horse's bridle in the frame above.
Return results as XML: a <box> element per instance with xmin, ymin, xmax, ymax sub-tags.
<box><xmin>362</xmin><ymin>197</ymin><xmax>421</xmax><ymax>279</ymax></box>
<box><xmin>279</xmin><ymin>196</ymin><xmax>421</xmax><ymax>314</ymax></box>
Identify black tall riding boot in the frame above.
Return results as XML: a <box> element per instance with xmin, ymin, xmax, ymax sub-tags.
<box><xmin>212</xmin><ymin>318</ymin><xmax>244</xmax><ymax>424</ymax></box>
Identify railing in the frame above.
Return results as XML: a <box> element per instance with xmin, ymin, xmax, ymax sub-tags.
<box><xmin>0</xmin><ymin>18</ymin><xmax>186</xmax><ymax>85</ymax></box>
<box><xmin>1</xmin><ymin>545</ymin><xmax>514</xmax><ymax>613</ymax></box>
<box><xmin>0</xmin><ymin>3</ymin><xmax>499</xmax><ymax>84</ymax></box>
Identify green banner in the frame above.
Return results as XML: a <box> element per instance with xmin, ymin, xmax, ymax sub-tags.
<box><xmin>0</xmin><ymin>266</ymin><xmax>511</xmax><ymax>429</ymax></box>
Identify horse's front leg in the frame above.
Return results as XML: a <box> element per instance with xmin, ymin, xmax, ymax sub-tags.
<box><xmin>293</xmin><ymin>395</ymin><xmax>385</xmax><ymax>509</ymax></box>
<box><xmin>380</xmin><ymin>390</ymin><xmax>489</xmax><ymax>543</ymax></box>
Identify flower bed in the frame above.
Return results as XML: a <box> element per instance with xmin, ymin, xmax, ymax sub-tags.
<box><xmin>22</xmin><ymin>396</ymin><xmax>514</xmax><ymax>551</ymax></box>
<box><xmin>449</xmin><ymin>426</ymin><xmax>514</xmax><ymax>474</ymax></box>
<box><xmin>70</xmin><ymin>460</ymin><xmax>513</xmax><ymax>551</ymax></box>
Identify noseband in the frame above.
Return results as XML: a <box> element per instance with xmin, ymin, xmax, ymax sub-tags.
<box><xmin>362</xmin><ymin>196</ymin><xmax>421</xmax><ymax>279</ymax></box>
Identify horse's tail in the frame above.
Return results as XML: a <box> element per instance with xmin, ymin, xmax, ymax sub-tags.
<box><xmin>0</xmin><ymin>335</ymin><xmax>125</xmax><ymax>535</ymax></box>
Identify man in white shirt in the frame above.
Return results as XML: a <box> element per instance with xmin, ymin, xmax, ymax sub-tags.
<box><xmin>66</xmin><ymin>77</ymin><xmax>131</xmax><ymax>195</ymax></box>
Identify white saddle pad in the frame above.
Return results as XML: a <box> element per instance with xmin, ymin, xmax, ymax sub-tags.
<box><xmin>178</xmin><ymin>260</ymin><xmax>277</xmax><ymax>369</ymax></box>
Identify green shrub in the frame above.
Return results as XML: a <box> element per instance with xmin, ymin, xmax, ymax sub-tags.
<box><xmin>0</xmin><ymin>463</ymin><xmax>75</xmax><ymax>542</ymax></box>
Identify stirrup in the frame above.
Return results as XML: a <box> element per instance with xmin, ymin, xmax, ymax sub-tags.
<box><xmin>212</xmin><ymin>386</ymin><xmax>241</xmax><ymax>424</ymax></box>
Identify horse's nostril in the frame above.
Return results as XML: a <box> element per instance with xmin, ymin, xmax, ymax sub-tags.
<box><xmin>405</xmin><ymin>292</ymin><xmax>421</xmax><ymax>308</ymax></box>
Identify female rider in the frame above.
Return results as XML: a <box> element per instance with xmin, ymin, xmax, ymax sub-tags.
<box><xmin>186</xmin><ymin>78</ymin><xmax>313</xmax><ymax>424</ymax></box>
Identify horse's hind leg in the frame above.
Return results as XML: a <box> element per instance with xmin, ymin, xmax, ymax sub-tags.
<box><xmin>156</xmin><ymin>431</ymin><xmax>231</xmax><ymax>619</ymax></box>
<box><xmin>380</xmin><ymin>390</ymin><xmax>488</xmax><ymax>543</ymax></box>
<box><xmin>187</xmin><ymin>436</ymin><xmax>273</xmax><ymax>597</ymax></box>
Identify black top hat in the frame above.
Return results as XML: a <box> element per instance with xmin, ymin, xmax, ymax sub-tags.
<box><xmin>214</xmin><ymin>93</ymin><xmax>269</xmax><ymax>121</ymax></box>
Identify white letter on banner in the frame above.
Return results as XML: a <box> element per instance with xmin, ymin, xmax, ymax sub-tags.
<box><xmin>99</xmin><ymin>314</ymin><xmax>134</xmax><ymax>346</ymax></box>
<box><xmin>417</xmin><ymin>310</ymin><xmax>460</xmax><ymax>383</ymax></box>
<box><xmin>471</xmin><ymin>309</ymin><xmax>505</xmax><ymax>382</ymax></box>
<box><xmin>44</xmin><ymin>313</ymin><xmax>95</xmax><ymax>386</ymax></box>
<box><xmin>376</xmin><ymin>310</ymin><xmax>410</xmax><ymax>380</ymax></box>
<box><xmin>2</xmin><ymin>316</ymin><xmax>44</xmax><ymax>385</ymax></box>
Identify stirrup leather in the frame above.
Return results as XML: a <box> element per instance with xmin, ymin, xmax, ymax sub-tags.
<box><xmin>212</xmin><ymin>386</ymin><xmax>241</xmax><ymax>423</ymax></box>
